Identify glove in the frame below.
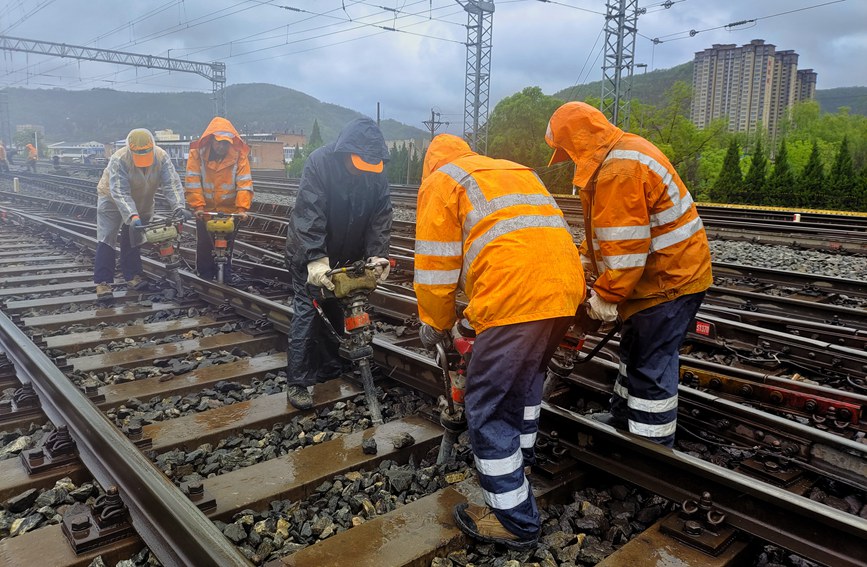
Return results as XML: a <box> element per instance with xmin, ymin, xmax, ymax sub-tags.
<box><xmin>194</xmin><ymin>209</ymin><xmax>207</xmax><ymax>220</ymax></box>
<box><xmin>306</xmin><ymin>257</ymin><xmax>335</xmax><ymax>291</ymax></box>
<box><xmin>368</xmin><ymin>256</ymin><xmax>390</xmax><ymax>283</ymax></box>
<box><xmin>174</xmin><ymin>208</ymin><xmax>195</xmax><ymax>221</ymax></box>
<box><xmin>587</xmin><ymin>291</ymin><xmax>619</xmax><ymax>322</ymax></box>
<box><xmin>235</xmin><ymin>209</ymin><xmax>248</xmax><ymax>221</ymax></box>
<box><xmin>419</xmin><ymin>323</ymin><xmax>446</xmax><ymax>351</ymax></box>
<box><xmin>130</xmin><ymin>215</ymin><xmax>143</xmax><ymax>230</ymax></box>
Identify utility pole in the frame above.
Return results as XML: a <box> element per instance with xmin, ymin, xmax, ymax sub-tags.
<box><xmin>422</xmin><ymin>108</ymin><xmax>448</xmax><ymax>141</ymax></box>
<box><xmin>456</xmin><ymin>0</ymin><xmax>494</xmax><ymax>154</ymax></box>
<box><xmin>406</xmin><ymin>140</ymin><xmax>413</xmax><ymax>185</ymax></box>
<box><xmin>601</xmin><ymin>0</ymin><xmax>640</xmax><ymax>130</ymax></box>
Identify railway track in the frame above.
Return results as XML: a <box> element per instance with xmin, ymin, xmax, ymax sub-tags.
<box><xmin>0</xmin><ymin>180</ymin><xmax>866</xmax><ymax>566</ymax></box>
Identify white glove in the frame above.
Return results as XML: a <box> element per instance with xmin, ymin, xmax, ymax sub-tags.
<box><xmin>306</xmin><ymin>257</ymin><xmax>335</xmax><ymax>291</ymax></box>
<box><xmin>368</xmin><ymin>256</ymin><xmax>390</xmax><ymax>283</ymax></box>
<box><xmin>587</xmin><ymin>291</ymin><xmax>618</xmax><ymax>322</ymax></box>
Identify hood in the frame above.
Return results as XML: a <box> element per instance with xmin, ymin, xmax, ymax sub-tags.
<box><xmin>545</xmin><ymin>102</ymin><xmax>624</xmax><ymax>189</ymax></box>
<box><xmin>421</xmin><ymin>134</ymin><xmax>476</xmax><ymax>182</ymax></box>
<box><xmin>333</xmin><ymin>118</ymin><xmax>389</xmax><ymax>164</ymax></box>
<box><xmin>190</xmin><ymin>116</ymin><xmax>248</xmax><ymax>153</ymax></box>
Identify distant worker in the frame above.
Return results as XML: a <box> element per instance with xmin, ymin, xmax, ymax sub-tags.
<box><xmin>0</xmin><ymin>142</ymin><xmax>9</xmax><ymax>173</ymax></box>
<box><xmin>545</xmin><ymin>101</ymin><xmax>712</xmax><ymax>447</ymax></box>
<box><xmin>52</xmin><ymin>154</ymin><xmax>61</xmax><ymax>171</ymax></box>
<box><xmin>25</xmin><ymin>143</ymin><xmax>37</xmax><ymax>173</ymax></box>
<box><xmin>284</xmin><ymin>117</ymin><xmax>392</xmax><ymax>410</ymax></box>
<box><xmin>415</xmin><ymin>134</ymin><xmax>585</xmax><ymax>550</ymax></box>
<box><xmin>185</xmin><ymin>117</ymin><xmax>253</xmax><ymax>282</ymax></box>
<box><xmin>94</xmin><ymin>129</ymin><xmax>189</xmax><ymax>300</ymax></box>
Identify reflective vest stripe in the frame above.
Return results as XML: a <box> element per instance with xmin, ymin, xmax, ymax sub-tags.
<box><xmin>520</xmin><ymin>433</ymin><xmax>536</xmax><ymax>449</ymax></box>
<box><xmin>627</xmin><ymin>393</ymin><xmax>678</xmax><ymax>413</ymax></box>
<box><xmin>602</xmin><ymin>252</ymin><xmax>647</xmax><ymax>270</ymax></box>
<box><xmin>523</xmin><ymin>405</ymin><xmax>540</xmax><ymax>421</ymax></box>
<box><xmin>416</xmin><ymin>240</ymin><xmax>462</xmax><ymax>256</ymax></box>
<box><xmin>595</xmin><ymin>224</ymin><xmax>651</xmax><ymax>241</ymax></box>
<box><xmin>414</xmin><ymin>268</ymin><xmax>460</xmax><ymax>285</ymax></box>
<box><xmin>186</xmin><ymin>181</ymin><xmax>202</xmax><ymax>189</ymax></box>
<box><xmin>628</xmin><ymin>419</ymin><xmax>676</xmax><ymax>438</ymax></box>
<box><xmin>650</xmin><ymin>216</ymin><xmax>704</xmax><ymax>253</ymax></box>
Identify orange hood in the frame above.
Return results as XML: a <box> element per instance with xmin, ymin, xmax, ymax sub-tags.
<box><xmin>545</xmin><ymin>102</ymin><xmax>624</xmax><ymax>189</ymax></box>
<box><xmin>190</xmin><ymin>116</ymin><xmax>249</xmax><ymax>153</ymax></box>
<box><xmin>422</xmin><ymin>134</ymin><xmax>476</xmax><ymax>182</ymax></box>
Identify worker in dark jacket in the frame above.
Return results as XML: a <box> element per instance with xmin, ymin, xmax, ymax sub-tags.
<box><xmin>284</xmin><ymin>117</ymin><xmax>392</xmax><ymax>410</ymax></box>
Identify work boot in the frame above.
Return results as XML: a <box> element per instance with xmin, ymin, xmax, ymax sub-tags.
<box><xmin>286</xmin><ymin>385</ymin><xmax>313</xmax><ymax>410</ymax></box>
<box><xmin>591</xmin><ymin>411</ymin><xmax>628</xmax><ymax>429</ymax></box>
<box><xmin>95</xmin><ymin>283</ymin><xmax>113</xmax><ymax>300</ymax></box>
<box><xmin>453</xmin><ymin>503</ymin><xmax>538</xmax><ymax>550</ymax></box>
<box><xmin>127</xmin><ymin>274</ymin><xmax>148</xmax><ymax>290</ymax></box>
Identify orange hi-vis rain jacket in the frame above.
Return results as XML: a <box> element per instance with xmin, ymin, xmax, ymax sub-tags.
<box><xmin>185</xmin><ymin>117</ymin><xmax>253</xmax><ymax>213</ymax></box>
<box><xmin>414</xmin><ymin>134</ymin><xmax>585</xmax><ymax>334</ymax></box>
<box><xmin>26</xmin><ymin>144</ymin><xmax>36</xmax><ymax>160</ymax></box>
<box><xmin>546</xmin><ymin>102</ymin><xmax>712</xmax><ymax>321</ymax></box>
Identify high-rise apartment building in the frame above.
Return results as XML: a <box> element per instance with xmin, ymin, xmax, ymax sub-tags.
<box><xmin>691</xmin><ymin>39</ymin><xmax>817</xmax><ymax>135</ymax></box>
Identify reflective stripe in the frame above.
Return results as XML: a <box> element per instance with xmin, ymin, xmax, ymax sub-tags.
<box><xmin>613</xmin><ymin>380</ymin><xmax>629</xmax><ymax>400</ymax></box>
<box><xmin>202</xmin><ymin>182</ymin><xmax>215</xmax><ymax>189</ymax></box>
<box><xmin>484</xmin><ymin>477</ymin><xmax>530</xmax><ymax>510</ymax></box>
<box><xmin>650</xmin><ymin>216</ymin><xmax>704</xmax><ymax>253</ymax></box>
<box><xmin>627</xmin><ymin>393</ymin><xmax>678</xmax><ymax>413</ymax></box>
<box><xmin>628</xmin><ymin>419</ymin><xmax>676</xmax><ymax>438</ymax></box>
<box><xmin>220</xmin><ymin>183</ymin><xmax>236</xmax><ymax>191</ymax></box>
<box><xmin>213</xmin><ymin>130</ymin><xmax>235</xmax><ymax>138</ymax></box>
<box><xmin>652</xmin><ymin>192</ymin><xmax>694</xmax><ymax>227</ymax></box>
<box><xmin>463</xmin><ymin>215</ymin><xmax>568</xmax><ymax>282</ymax></box>
<box><xmin>475</xmin><ymin>449</ymin><xmax>523</xmax><ymax>477</ymax></box>
<box><xmin>414</xmin><ymin>268</ymin><xmax>460</xmax><ymax>285</ymax></box>
<box><xmin>237</xmin><ymin>188</ymin><xmax>253</xmax><ymax>193</ymax></box>
<box><xmin>416</xmin><ymin>240</ymin><xmax>462</xmax><ymax>256</ymax></box>
<box><xmin>465</xmin><ymin>192</ymin><xmax>559</xmax><ymax>234</ymax></box>
<box><xmin>523</xmin><ymin>405</ymin><xmax>540</xmax><ymax>421</ymax></box>
<box><xmin>602</xmin><ymin>252</ymin><xmax>647</xmax><ymax>270</ymax></box>
<box><xmin>618</xmin><ymin>360</ymin><xmax>627</xmax><ymax>376</ymax></box>
<box><xmin>187</xmin><ymin>171</ymin><xmax>202</xmax><ymax>178</ymax></box>
<box><xmin>605</xmin><ymin>149</ymin><xmax>692</xmax><ymax>228</ymax></box>
<box><xmin>595</xmin><ymin>224</ymin><xmax>650</xmax><ymax>241</ymax></box>
<box><xmin>520</xmin><ymin>433</ymin><xmax>536</xmax><ymax>449</ymax></box>
<box><xmin>237</xmin><ymin>174</ymin><xmax>252</xmax><ymax>182</ymax></box>
<box><xmin>185</xmin><ymin>181</ymin><xmax>202</xmax><ymax>189</ymax></box>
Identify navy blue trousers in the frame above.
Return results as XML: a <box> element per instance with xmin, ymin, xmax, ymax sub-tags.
<box><xmin>286</xmin><ymin>261</ymin><xmax>346</xmax><ymax>387</ymax></box>
<box><xmin>464</xmin><ymin>316</ymin><xmax>573</xmax><ymax>540</ymax></box>
<box><xmin>195</xmin><ymin>218</ymin><xmax>238</xmax><ymax>281</ymax></box>
<box><xmin>610</xmin><ymin>292</ymin><xmax>705</xmax><ymax>447</ymax></box>
<box><xmin>93</xmin><ymin>224</ymin><xmax>142</xmax><ymax>284</ymax></box>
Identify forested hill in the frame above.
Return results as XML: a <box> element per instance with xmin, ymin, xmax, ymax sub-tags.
<box><xmin>552</xmin><ymin>61</ymin><xmax>867</xmax><ymax>115</ymax></box>
<box><xmin>5</xmin><ymin>83</ymin><xmax>427</xmax><ymax>144</ymax></box>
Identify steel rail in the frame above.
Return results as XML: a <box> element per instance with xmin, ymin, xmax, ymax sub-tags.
<box><xmin>0</xmin><ymin>315</ymin><xmax>251</xmax><ymax>566</ymax></box>
<box><xmin>541</xmin><ymin>401</ymin><xmax>867</xmax><ymax>567</ymax></box>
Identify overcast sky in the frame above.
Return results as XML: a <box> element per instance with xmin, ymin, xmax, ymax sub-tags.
<box><xmin>0</xmin><ymin>0</ymin><xmax>863</xmax><ymax>135</ymax></box>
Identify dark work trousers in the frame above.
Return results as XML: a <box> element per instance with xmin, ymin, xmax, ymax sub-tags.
<box><xmin>286</xmin><ymin>261</ymin><xmax>347</xmax><ymax>387</ymax></box>
<box><xmin>610</xmin><ymin>292</ymin><xmax>706</xmax><ymax>448</ymax></box>
<box><xmin>464</xmin><ymin>316</ymin><xmax>573</xmax><ymax>540</ymax></box>
<box><xmin>195</xmin><ymin>218</ymin><xmax>239</xmax><ymax>281</ymax></box>
<box><xmin>94</xmin><ymin>224</ymin><xmax>143</xmax><ymax>284</ymax></box>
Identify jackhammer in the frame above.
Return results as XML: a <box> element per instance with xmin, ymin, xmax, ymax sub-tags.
<box><xmin>434</xmin><ymin>319</ymin><xmax>474</xmax><ymax>465</ymax></box>
<box><xmin>133</xmin><ymin>210</ymin><xmax>189</xmax><ymax>298</ymax></box>
<box><xmin>201</xmin><ymin>212</ymin><xmax>243</xmax><ymax>284</ymax></box>
<box><xmin>542</xmin><ymin>301</ymin><xmax>621</xmax><ymax>399</ymax></box>
<box><xmin>312</xmin><ymin>258</ymin><xmax>391</xmax><ymax>424</ymax></box>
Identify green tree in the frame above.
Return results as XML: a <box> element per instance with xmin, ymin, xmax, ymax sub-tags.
<box><xmin>304</xmin><ymin>119</ymin><xmax>324</xmax><ymax>159</ymax></box>
<box><xmin>286</xmin><ymin>144</ymin><xmax>304</xmax><ymax>178</ymax></box>
<box><xmin>743</xmin><ymin>139</ymin><xmax>768</xmax><ymax>203</ymax></box>
<box><xmin>486</xmin><ymin>86</ymin><xmax>572</xmax><ymax>192</ymax></box>
<box><xmin>798</xmin><ymin>141</ymin><xmax>825</xmax><ymax>208</ymax></box>
<box><xmin>712</xmin><ymin>139</ymin><xmax>742</xmax><ymax>203</ymax></box>
<box><xmin>766</xmin><ymin>139</ymin><xmax>795</xmax><ymax>206</ymax></box>
<box><xmin>827</xmin><ymin>136</ymin><xmax>857</xmax><ymax>210</ymax></box>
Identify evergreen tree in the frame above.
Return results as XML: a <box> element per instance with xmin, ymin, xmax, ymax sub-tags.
<box><xmin>743</xmin><ymin>139</ymin><xmax>768</xmax><ymax>204</ymax></box>
<box><xmin>766</xmin><ymin>139</ymin><xmax>795</xmax><ymax>207</ymax></box>
<box><xmin>712</xmin><ymin>139</ymin><xmax>742</xmax><ymax>203</ymax></box>
<box><xmin>827</xmin><ymin>137</ymin><xmax>857</xmax><ymax>210</ymax></box>
<box><xmin>304</xmin><ymin>119</ymin><xmax>324</xmax><ymax>159</ymax></box>
<box><xmin>286</xmin><ymin>144</ymin><xmax>304</xmax><ymax>178</ymax></box>
<box><xmin>799</xmin><ymin>141</ymin><xmax>825</xmax><ymax>208</ymax></box>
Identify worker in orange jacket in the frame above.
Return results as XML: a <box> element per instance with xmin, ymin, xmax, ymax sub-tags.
<box><xmin>185</xmin><ymin>117</ymin><xmax>253</xmax><ymax>282</ymax></box>
<box><xmin>546</xmin><ymin>101</ymin><xmax>712</xmax><ymax>447</ymax></box>
<box><xmin>414</xmin><ymin>134</ymin><xmax>585</xmax><ymax>550</ymax></box>
<box><xmin>0</xmin><ymin>142</ymin><xmax>9</xmax><ymax>172</ymax></box>
<box><xmin>25</xmin><ymin>143</ymin><xmax>37</xmax><ymax>173</ymax></box>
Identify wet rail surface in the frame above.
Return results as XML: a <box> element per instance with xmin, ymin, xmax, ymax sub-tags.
<box><xmin>0</xmin><ymin>186</ymin><xmax>865</xmax><ymax>565</ymax></box>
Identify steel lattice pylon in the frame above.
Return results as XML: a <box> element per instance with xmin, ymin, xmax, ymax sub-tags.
<box><xmin>458</xmin><ymin>1</ymin><xmax>494</xmax><ymax>154</ymax></box>
<box><xmin>601</xmin><ymin>0</ymin><xmax>639</xmax><ymax>130</ymax></box>
<box><xmin>0</xmin><ymin>35</ymin><xmax>227</xmax><ymax>116</ymax></box>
